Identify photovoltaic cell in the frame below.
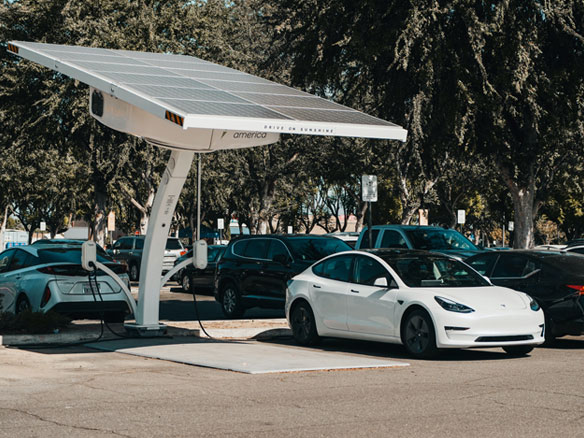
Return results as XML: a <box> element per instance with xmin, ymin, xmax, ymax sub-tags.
<box><xmin>8</xmin><ymin>41</ymin><xmax>407</xmax><ymax>141</ymax></box>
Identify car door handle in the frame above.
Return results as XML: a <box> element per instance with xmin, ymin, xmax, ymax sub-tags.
<box><xmin>350</xmin><ymin>289</ymin><xmax>359</xmax><ymax>293</ymax></box>
<box><xmin>312</xmin><ymin>284</ymin><xmax>321</xmax><ymax>289</ymax></box>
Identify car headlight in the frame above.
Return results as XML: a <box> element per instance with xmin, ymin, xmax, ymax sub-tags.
<box><xmin>528</xmin><ymin>296</ymin><xmax>540</xmax><ymax>311</ymax></box>
<box><xmin>434</xmin><ymin>296</ymin><xmax>475</xmax><ymax>313</ymax></box>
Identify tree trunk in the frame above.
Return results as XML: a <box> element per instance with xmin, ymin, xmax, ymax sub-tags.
<box><xmin>94</xmin><ymin>189</ymin><xmax>107</xmax><ymax>247</ymax></box>
<box><xmin>498</xmin><ymin>164</ymin><xmax>538</xmax><ymax>249</ymax></box>
<box><xmin>510</xmin><ymin>187</ymin><xmax>537</xmax><ymax>249</ymax></box>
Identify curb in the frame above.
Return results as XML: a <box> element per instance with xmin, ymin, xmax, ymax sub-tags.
<box><xmin>0</xmin><ymin>320</ymin><xmax>291</xmax><ymax>346</ymax></box>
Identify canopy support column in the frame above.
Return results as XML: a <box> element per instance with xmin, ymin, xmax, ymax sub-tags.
<box><xmin>125</xmin><ymin>149</ymin><xmax>195</xmax><ymax>335</ymax></box>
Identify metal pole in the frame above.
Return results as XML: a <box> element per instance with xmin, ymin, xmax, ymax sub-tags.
<box><xmin>368</xmin><ymin>201</ymin><xmax>373</xmax><ymax>247</ymax></box>
<box><xmin>197</xmin><ymin>153</ymin><xmax>201</xmax><ymax>241</ymax></box>
<box><xmin>502</xmin><ymin>213</ymin><xmax>506</xmax><ymax>248</ymax></box>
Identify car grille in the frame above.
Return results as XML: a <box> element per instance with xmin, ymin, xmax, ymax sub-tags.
<box><xmin>474</xmin><ymin>335</ymin><xmax>534</xmax><ymax>342</ymax></box>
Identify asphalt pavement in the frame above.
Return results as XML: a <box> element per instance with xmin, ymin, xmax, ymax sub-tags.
<box><xmin>1</xmin><ymin>282</ymin><xmax>584</xmax><ymax>437</ymax></box>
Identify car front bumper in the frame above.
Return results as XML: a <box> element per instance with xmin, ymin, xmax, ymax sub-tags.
<box><xmin>434</xmin><ymin>310</ymin><xmax>545</xmax><ymax>349</ymax></box>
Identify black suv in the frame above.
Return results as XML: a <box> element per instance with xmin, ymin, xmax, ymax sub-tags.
<box><xmin>214</xmin><ymin>235</ymin><xmax>352</xmax><ymax>318</ymax></box>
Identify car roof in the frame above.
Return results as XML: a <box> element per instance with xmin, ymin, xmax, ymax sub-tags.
<box><xmin>467</xmin><ymin>249</ymin><xmax>584</xmax><ymax>260</ymax></box>
<box><xmin>231</xmin><ymin>234</ymin><xmax>342</xmax><ymax>242</ymax></box>
<box><xmin>351</xmin><ymin>248</ymin><xmax>455</xmax><ymax>259</ymax></box>
<box><xmin>365</xmin><ymin>225</ymin><xmax>445</xmax><ymax>231</ymax></box>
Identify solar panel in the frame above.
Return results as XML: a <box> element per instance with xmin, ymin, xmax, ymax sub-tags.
<box><xmin>7</xmin><ymin>41</ymin><xmax>407</xmax><ymax>142</ymax></box>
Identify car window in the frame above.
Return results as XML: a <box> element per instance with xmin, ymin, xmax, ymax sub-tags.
<box><xmin>135</xmin><ymin>239</ymin><xmax>144</xmax><ymax>250</ymax></box>
<box><xmin>380</xmin><ymin>230</ymin><xmax>408</xmax><ymax>249</ymax></box>
<box><xmin>267</xmin><ymin>240</ymin><xmax>290</xmax><ymax>261</ymax></box>
<box><xmin>285</xmin><ymin>238</ymin><xmax>351</xmax><ymax>262</ymax></box>
<box><xmin>9</xmin><ymin>250</ymin><xmax>33</xmax><ymax>271</ymax></box>
<box><xmin>568</xmin><ymin>247</ymin><xmax>584</xmax><ymax>255</ymax></box>
<box><xmin>359</xmin><ymin>229</ymin><xmax>380</xmax><ymax>248</ymax></box>
<box><xmin>116</xmin><ymin>238</ymin><xmax>133</xmax><ymax>250</ymax></box>
<box><xmin>314</xmin><ymin>255</ymin><xmax>353</xmax><ymax>282</ymax></box>
<box><xmin>242</xmin><ymin>239</ymin><xmax>270</xmax><ymax>259</ymax></box>
<box><xmin>232</xmin><ymin>240</ymin><xmax>249</xmax><ymax>257</ymax></box>
<box><xmin>0</xmin><ymin>250</ymin><xmax>14</xmax><ymax>273</ymax></box>
<box><xmin>404</xmin><ymin>229</ymin><xmax>477</xmax><ymax>251</ymax></box>
<box><xmin>467</xmin><ymin>254</ymin><xmax>499</xmax><ymax>276</ymax></box>
<box><xmin>38</xmin><ymin>248</ymin><xmax>113</xmax><ymax>264</ymax></box>
<box><xmin>381</xmin><ymin>255</ymin><xmax>490</xmax><ymax>287</ymax></box>
<box><xmin>353</xmin><ymin>255</ymin><xmax>393</xmax><ymax>286</ymax></box>
<box><xmin>165</xmin><ymin>239</ymin><xmax>182</xmax><ymax>250</ymax></box>
<box><xmin>492</xmin><ymin>254</ymin><xmax>532</xmax><ymax>278</ymax></box>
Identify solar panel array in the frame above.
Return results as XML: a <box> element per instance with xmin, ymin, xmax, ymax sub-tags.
<box><xmin>8</xmin><ymin>41</ymin><xmax>406</xmax><ymax>140</ymax></box>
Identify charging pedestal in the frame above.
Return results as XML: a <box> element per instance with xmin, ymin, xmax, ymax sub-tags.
<box><xmin>124</xmin><ymin>150</ymin><xmax>195</xmax><ymax>336</ymax></box>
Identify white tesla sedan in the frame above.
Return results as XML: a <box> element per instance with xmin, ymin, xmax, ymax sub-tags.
<box><xmin>285</xmin><ymin>249</ymin><xmax>545</xmax><ymax>358</ymax></box>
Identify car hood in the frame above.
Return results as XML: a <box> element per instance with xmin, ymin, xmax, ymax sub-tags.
<box><xmin>419</xmin><ymin>286</ymin><xmax>528</xmax><ymax>311</ymax></box>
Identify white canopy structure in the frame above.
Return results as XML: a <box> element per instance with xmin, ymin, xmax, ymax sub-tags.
<box><xmin>8</xmin><ymin>41</ymin><xmax>407</xmax><ymax>333</ymax></box>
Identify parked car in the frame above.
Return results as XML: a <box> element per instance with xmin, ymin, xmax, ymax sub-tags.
<box><xmin>107</xmin><ymin>235</ymin><xmax>186</xmax><ymax>281</ymax></box>
<box><xmin>31</xmin><ymin>239</ymin><xmax>108</xmax><ymax>255</ymax></box>
<box><xmin>0</xmin><ymin>244</ymin><xmax>132</xmax><ymax>322</ymax></box>
<box><xmin>355</xmin><ymin>225</ymin><xmax>484</xmax><ymax>260</ymax></box>
<box><xmin>175</xmin><ymin>245</ymin><xmax>226</xmax><ymax>293</ymax></box>
<box><xmin>214</xmin><ymin>235</ymin><xmax>352</xmax><ymax>318</ymax></box>
<box><xmin>466</xmin><ymin>250</ymin><xmax>584</xmax><ymax>342</ymax></box>
<box><xmin>286</xmin><ymin>249</ymin><xmax>544</xmax><ymax>358</ymax></box>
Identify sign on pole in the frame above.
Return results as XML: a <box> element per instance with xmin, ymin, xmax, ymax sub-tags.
<box><xmin>361</xmin><ymin>175</ymin><xmax>378</xmax><ymax>202</ymax></box>
<box><xmin>39</xmin><ymin>221</ymin><xmax>46</xmax><ymax>231</ymax></box>
<box><xmin>508</xmin><ymin>221</ymin><xmax>514</xmax><ymax>231</ymax></box>
<box><xmin>107</xmin><ymin>211</ymin><xmax>115</xmax><ymax>231</ymax></box>
<box><xmin>217</xmin><ymin>218</ymin><xmax>225</xmax><ymax>230</ymax></box>
<box><xmin>287</xmin><ymin>226</ymin><xmax>293</xmax><ymax>234</ymax></box>
<box><xmin>457</xmin><ymin>210</ymin><xmax>466</xmax><ymax>224</ymax></box>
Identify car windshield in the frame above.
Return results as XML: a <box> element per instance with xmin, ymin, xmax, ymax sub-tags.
<box><xmin>381</xmin><ymin>255</ymin><xmax>489</xmax><ymax>287</ymax></box>
<box><xmin>286</xmin><ymin>238</ymin><xmax>352</xmax><ymax>262</ymax></box>
<box><xmin>166</xmin><ymin>239</ymin><xmax>182</xmax><ymax>250</ymax></box>
<box><xmin>38</xmin><ymin>248</ymin><xmax>113</xmax><ymax>264</ymax></box>
<box><xmin>404</xmin><ymin>229</ymin><xmax>477</xmax><ymax>251</ymax></box>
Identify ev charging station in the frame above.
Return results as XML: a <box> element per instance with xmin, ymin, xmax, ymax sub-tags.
<box><xmin>8</xmin><ymin>41</ymin><xmax>407</xmax><ymax>336</ymax></box>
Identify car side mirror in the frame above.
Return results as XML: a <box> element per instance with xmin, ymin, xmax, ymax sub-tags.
<box><xmin>273</xmin><ymin>254</ymin><xmax>290</xmax><ymax>265</ymax></box>
<box><xmin>373</xmin><ymin>277</ymin><xmax>388</xmax><ymax>287</ymax></box>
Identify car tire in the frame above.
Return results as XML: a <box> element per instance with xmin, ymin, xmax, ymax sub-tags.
<box><xmin>129</xmin><ymin>263</ymin><xmax>139</xmax><ymax>282</ymax></box>
<box><xmin>15</xmin><ymin>294</ymin><xmax>31</xmax><ymax>314</ymax></box>
<box><xmin>181</xmin><ymin>273</ymin><xmax>192</xmax><ymax>293</ymax></box>
<box><xmin>220</xmin><ymin>282</ymin><xmax>244</xmax><ymax>318</ymax></box>
<box><xmin>502</xmin><ymin>345</ymin><xmax>534</xmax><ymax>357</ymax></box>
<box><xmin>543</xmin><ymin>313</ymin><xmax>556</xmax><ymax>345</ymax></box>
<box><xmin>290</xmin><ymin>301</ymin><xmax>320</xmax><ymax>346</ymax></box>
<box><xmin>402</xmin><ymin>309</ymin><xmax>439</xmax><ymax>359</ymax></box>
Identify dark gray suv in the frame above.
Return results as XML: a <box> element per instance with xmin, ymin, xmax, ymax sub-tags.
<box><xmin>108</xmin><ymin>235</ymin><xmax>185</xmax><ymax>281</ymax></box>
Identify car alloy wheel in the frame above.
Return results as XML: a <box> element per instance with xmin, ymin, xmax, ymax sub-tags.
<box><xmin>291</xmin><ymin>302</ymin><xmax>319</xmax><ymax>346</ymax></box>
<box><xmin>16</xmin><ymin>295</ymin><xmax>31</xmax><ymax>314</ymax></box>
<box><xmin>181</xmin><ymin>273</ymin><xmax>191</xmax><ymax>293</ymax></box>
<box><xmin>129</xmin><ymin>264</ymin><xmax>139</xmax><ymax>282</ymax></box>
<box><xmin>221</xmin><ymin>284</ymin><xmax>243</xmax><ymax>318</ymax></box>
<box><xmin>403</xmin><ymin>309</ymin><xmax>438</xmax><ymax>358</ymax></box>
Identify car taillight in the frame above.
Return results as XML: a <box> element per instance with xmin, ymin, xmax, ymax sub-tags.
<box><xmin>37</xmin><ymin>265</ymin><xmax>87</xmax><ymax>276</ymax></box>
<box><xmin>566</xmin><ymin>285</ymin><xmax>584</xmax><ymax>295</ymax></box>
<box><xmin>40</xmin><ymin>286</ymin><xmax>51</xmax><ymax>308</ymax></box>
<box><xmin>180</xmin><ymin>250</ymin><xmax>186</xmax><ymax>256</ymax></box>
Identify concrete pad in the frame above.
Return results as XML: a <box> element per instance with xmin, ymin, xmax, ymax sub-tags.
<box><xmin>86</xmin><ymin>338</ymin><xmax>409</xmax><ymax>374</ymax></box>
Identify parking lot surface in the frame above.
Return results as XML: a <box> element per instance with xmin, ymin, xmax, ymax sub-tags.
<box><xmin>1</xmin><ymin>283</ymin><xmax>584</xmax><ymax>437</ymax></box>
<box><xmin>2</xmin><ymin>332</ymin><xmax>584</xmax><ymax>437</ymax></box>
